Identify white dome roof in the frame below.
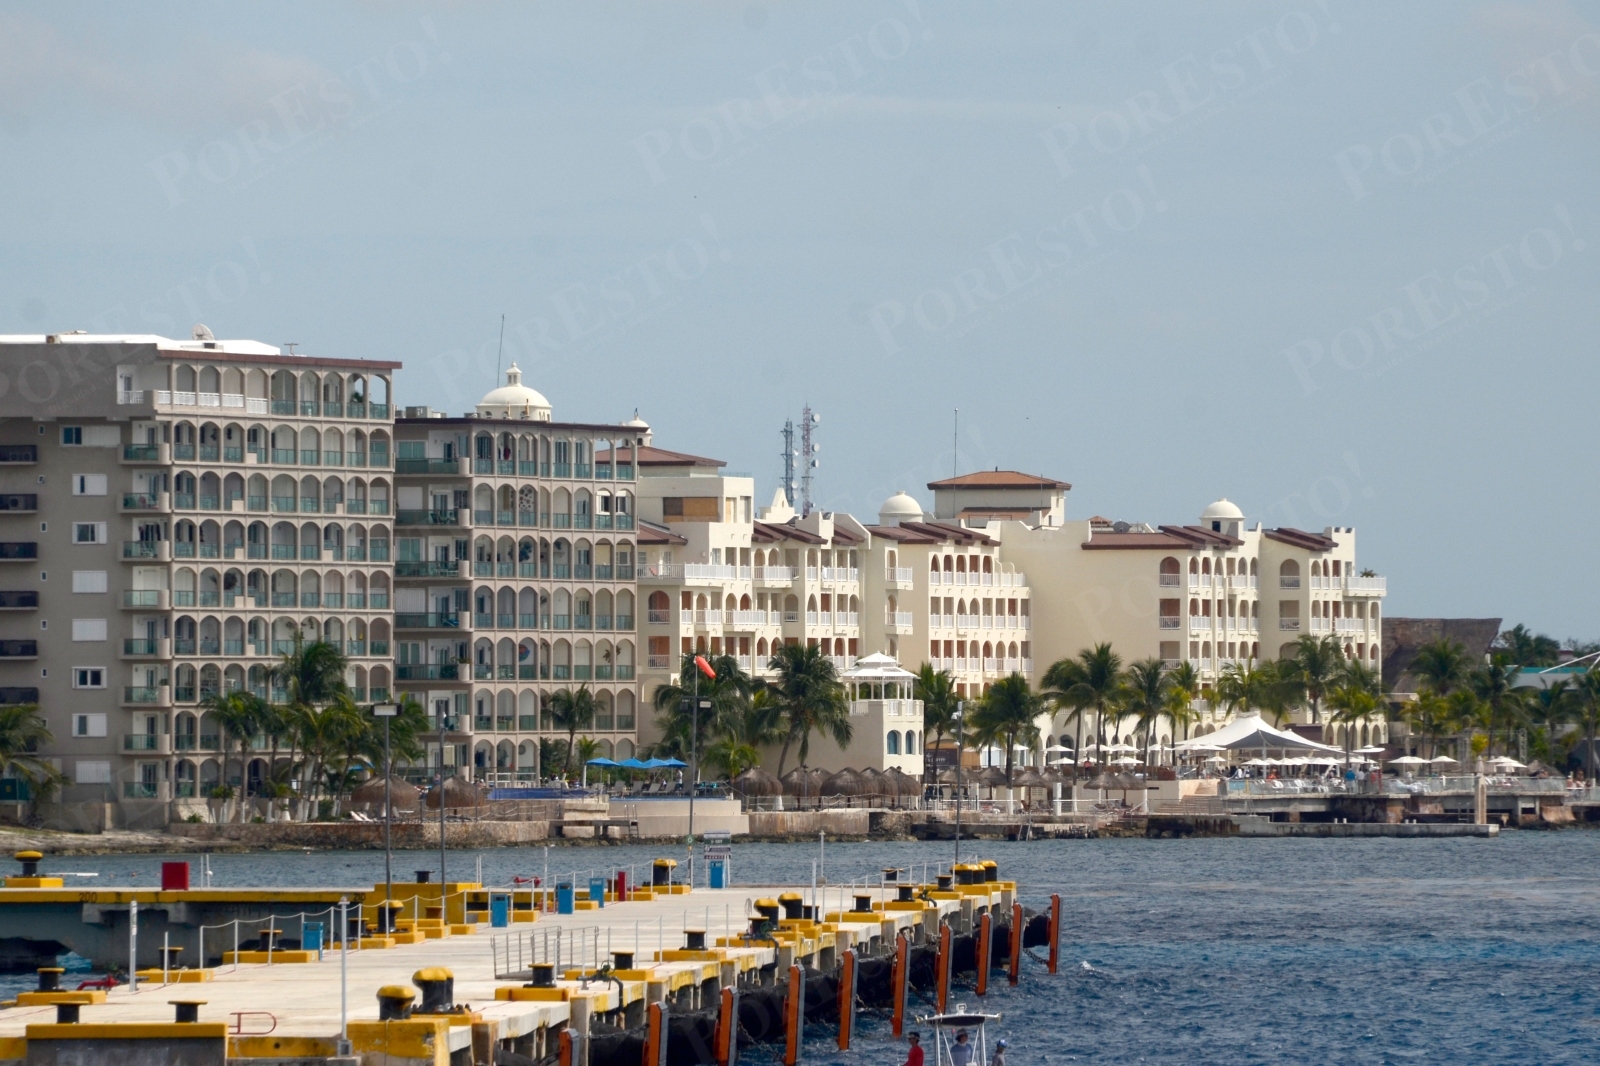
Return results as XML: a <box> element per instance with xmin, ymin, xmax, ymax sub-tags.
<box><xmin>624</xmin><ymin>409</ymin><xmax>650</xmax><ymax>429</ymax></box>
<box><xmin>476</xmin><ymin>364</ymin><xmax>551</xmax><ymax>420</ymax></box>
<box><xmin>1201</xmin><ymin>498</ymin><xmax>1244</xmax><ymax>521</ymax></box>
<box><xmin>878</xmin><ymin>491</ymin><xmax>923</xmax><ymax>525</ymax></box>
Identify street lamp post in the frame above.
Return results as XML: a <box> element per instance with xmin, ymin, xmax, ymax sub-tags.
<box><xmin>374</xmin><ymin>704</ymin><xmax>399</xmax><ymax>909</ymax></box>
<box><xmin>953</xmin><ymin>701</ymin><xmax>964</xmax><ymax>869</ymax></box>
<box><xmin>437</xmin><ymin>707</ymin><xmax>453</xmax><ymax>888</ymax></box>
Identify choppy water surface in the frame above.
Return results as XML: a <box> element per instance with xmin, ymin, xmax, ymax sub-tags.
<box><xmin>10</xmin><ymin>833</ymin><xmax>1600</xmax><ymax>1064</ymax></box>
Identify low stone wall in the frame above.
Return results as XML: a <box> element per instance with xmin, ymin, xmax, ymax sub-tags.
<box><xmin>745</xmin><ymin>809</ymin><xmax>874</xmax><ymax>839</ymax></box>
<box><xmin>169</xmin><ymin>819</ymin><xmax>551</xmax><ymax>850</ymax></box>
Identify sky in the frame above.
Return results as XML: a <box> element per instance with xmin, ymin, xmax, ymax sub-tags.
<box><xmin>2</xmin><ymin>1</ymin><xmax>1598</xmax><ymax>638</ymax></box>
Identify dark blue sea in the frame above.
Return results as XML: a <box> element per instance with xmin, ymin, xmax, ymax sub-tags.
<box><xmin>6</xmin><ymin>832</ymin><xmax>1598</xmax><ymax>1064</ymax></box>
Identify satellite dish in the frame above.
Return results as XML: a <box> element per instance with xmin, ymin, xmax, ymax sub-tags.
<box><xmin>811</xmin><ymin>443</ymin><xmax>821</xmax><ymax>452</ymax></box>
<box><xmin>811</xmin><ymin>412</ymin><xmax>821</xmax><ymax>423</ymax></box>
<box><xmin>1112</xmin><ymin>521</ymin><xmax>1131</xmax><ymax>533</ymax></box>
<box><xmin>191</xmin><ymin>323</ymin><xmax>215</xmax><ymax>341</ymax></box>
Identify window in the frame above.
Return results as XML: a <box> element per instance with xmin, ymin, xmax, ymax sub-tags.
<box><xmin>71</xmin><ymin>619</ymin><xmax>107</xmax><ymax>642</ymax></box>
<box><xmin>662</xmin><ymin>497</ymin><xmax>719</xmax><ymax>520</ymax></box>
<box><xmin>73</xmin><ymin>522</ymin><xmax>107</xmax><ymax>544</ymax></box>
<box><xmin>397</xmin><ymin>441</ymin><xmax>426</xmax><ymax>459</ymax></box>
<box><xmin>72</xmin><ymin>475</ymin><xmax>107</xmax><ymax>496</ymax></box>
<box><xmin>72</xmin><ymin>668</ymin><xmax>106</xmax><ymax>690</ymax></box>
<box><xmin>72</xmin><ymin>713</ymin><xmax>108</xmax><ymax>737</ymax></box>
<box><xmin>74</xmin><ymin>760</ymin><xmax>111</xmax><ymax>784</ymax></box>
<box><xmin>71</xmin><ymin>571</ymin><xmax>107</xmax><ymax>594</ymax></box>
<box><xmin>61</xmin><ymin>427</ymin><xmax>83</xmax><ymax>446</ymax></box>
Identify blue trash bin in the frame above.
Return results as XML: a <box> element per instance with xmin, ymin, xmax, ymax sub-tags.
<box><xmin>556</xmin><ymin>882</ymin><xmax>575</xmax><ymax>915</ymax></box>
<box><xmin>490</xmin><ymin>894</ymin><xmax>510</xmax><ymax>928</ymax></box>
<box><xmin>303</xmin><ymin>921</ymin><xmax>324</xmax><ymax>959</ymax></box>
<box><xmin>589</xmin><ymin>877</ymin><xmax>606</xmax><ymax>908</ymax></box>
<box><xmin>708</xmin><ymin>859</ymin><xmax>726</xmax><ymax>889</ymax></box>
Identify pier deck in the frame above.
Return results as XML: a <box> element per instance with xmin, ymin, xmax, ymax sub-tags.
<box><xmin>0</xmin><ymin>879</ymin><xmax>987</xmax><ymax>1061</ymax></box>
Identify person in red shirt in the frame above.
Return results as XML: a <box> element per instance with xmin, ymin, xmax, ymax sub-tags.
<box><xmin>904</xmin><ymin>1032</ymin><xmax>924</xmax><ymax>1066</ymax></box>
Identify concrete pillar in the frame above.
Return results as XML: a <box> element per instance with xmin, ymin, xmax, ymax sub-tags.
<box><xmin>959</xmin><ymin>898</ymin><xmax>975</xmax><ymax>934</ymax></box>
<box><xmin>645</xmin><ymin>980</ymin><xmax>668</xmax><ymax>1007</ymax></box>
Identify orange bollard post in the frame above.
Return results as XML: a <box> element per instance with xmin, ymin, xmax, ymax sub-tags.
<box><xmin>715</xmin><ymin>987</ymin><xmax>738</xmax><ymax>1066</ymax></box>
<box><xmin>783</xmin><ymin>963</ymin><xmax>804</xmax><ymax>1066</ymax></box>
<box><xmin>558</xmin><ymin>1028</ymin><xmax>574</xmax><ymax>1066</ymax></box>
<box><xmin>1047</xmin><ymin>893</ymin><xmax>1062</xmax><ymax>975</ymax></box>
<box><xmin>891</xmin><ymin>932</ymin><xmax>909</xmax><ymax>1037</ymax></box>
<box><xmin>646</xmin><ymin>1002</ymin><xmax>668</xmax><ymax>1066</ymax></box>
<box><xmin>837</xmin><ymin>949</ymin><xmax>857</xmax><ymax>1050</ymax></box>
<box><xmin>936</xmin><ymin>922</ymin><xmax>952</xmax><ymax>1014</ymax></box>
<box><xmin>975</xmin><ymin>912</ymin><xmax>991</xmax><ymax>997</ymax></box>
<box><xmin>1008</xmin><ymin>901</ymin><xmax>1023</xmax><ymax>987</ymax></box>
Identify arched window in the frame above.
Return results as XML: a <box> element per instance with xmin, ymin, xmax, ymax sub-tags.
<box><xmin>1159</xmin><ymin>557</ymin><xmax>1180</xmax><ymax>586</ymax></box>
<box><xmin>886</xmin><ymin>731</ymin><xmax>901</xmax><ymax>755</ymax></box>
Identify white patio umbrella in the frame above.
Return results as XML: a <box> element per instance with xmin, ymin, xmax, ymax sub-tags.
<box><xmin>1491</xmin><ymin>756</ymin><xmax>1526</xmax><ymax>769</ymax></box>
<box><xmin>1204</xmin><ymin>755</ymin><xmax>1228</xmax><ymax>764</ymax></box>
<box><xmin>1112</xmin><ymin>756</ymin><xmax>1139</xmax><ymax>767</ymax></box>
<box><xmin>1243</xmin><ymin>758</ymin><xmax>1272</xmax><ymax>767</ymax></box>
<box><xmin>1387</xmin><ymin>756</ymin><xmax>1428</xmax><ymax>766</ymax></box>
<box><xmin>1429</xmin><ymin>755</ymin><xmax>1459</xmax><ymax>766</ymax></box>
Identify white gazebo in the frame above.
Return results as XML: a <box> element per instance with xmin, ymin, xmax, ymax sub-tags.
<box><xmin>803</xmin><ymin>653</ymin><xmax>923</xmax><ymax>776</ymax></box>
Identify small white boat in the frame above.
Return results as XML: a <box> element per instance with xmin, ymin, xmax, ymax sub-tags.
<box><xmin>916</xmin><ymin>1004</ymin><xmax>1003</xmax><ymax>1066</ymax></box>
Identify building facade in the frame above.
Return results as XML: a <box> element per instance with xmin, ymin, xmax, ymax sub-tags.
<box><xmin>392</xmin><ymin>366</ymin><xmax>644</xmax><ymax>782</ymax></box>
<box><xmin>0</xmin><ymin>330</ymin><xmax>398</xmax><ymax>828</ymax></box>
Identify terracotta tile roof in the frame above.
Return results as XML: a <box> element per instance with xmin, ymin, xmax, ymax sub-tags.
<box><xmin>926</xmin><ymin>470</ymin><xmax>1071</xmax><ymax>491</ymax></box>
<box><xmin>632</xmin><ymin>445</ymin><xmax>725</xmax><ymax>467</ymax></box>
<box><xmin>1264</xmin><ymin>527</ymin><xmax>1338</xmax><ymax>551</ymax></box>
<box><xmin>864</xmin><ymin>525</ymin><xmax>946</xmax><ymax>544</ymax></box>
<box><xmin>1081</xmin><ymin>531</ymin><xmax>1198</xmax><ymax>550</ymax></box>
<box><xmin>1159</xmin><ymin>525</ymin><xmax>1245</xmax><ymax>548</ymax></box>
<box><xmin>897</xmin><ymin>521</ymin><xmax>997</xmax><ymax>546</ymax></box>
<box><xmin>752</xmin><ymin>521</ymin><xmax>826</xmax><ymax>545</ymax></box>
<box><xmin>636</xmin><ymin>520</ymin><xmax>687</xmax><ymax>545</ymax></box>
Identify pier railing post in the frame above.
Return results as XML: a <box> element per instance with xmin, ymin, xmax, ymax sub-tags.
<box><xmin>129</xmin><ymin>899</ymin><xmax>138</xmax><ymax>993</ymax></box>
<box><xmin>339</xmin><ymin>897</ymin><xmax>349</xmax><ymax>1054</ymax></box>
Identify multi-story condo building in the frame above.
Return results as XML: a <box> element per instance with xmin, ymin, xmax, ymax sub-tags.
<box><xmin>392</xmin><ymin>366</ymin><xmax>644</xmax><ymax>782</ymax></box>
<box><xmin>859</xmin><ymin>489</ymin><xmax>1033</xmax><ymax>701</ymax></box>
<box><xmin>0</xmin><ymin>329</ymin><xmax>398</xmax><ymax>828</ymax></box>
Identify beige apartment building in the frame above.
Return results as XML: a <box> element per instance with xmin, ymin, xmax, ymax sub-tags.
<box><xmin>0</xmin><ymin>330</ymin><xmax>397</xmax><ymax>828</ymax></box>
<box><xmin>392</xmin><ymin>367</ymin><xmax>644</xmax><ymax>782</ymax></box>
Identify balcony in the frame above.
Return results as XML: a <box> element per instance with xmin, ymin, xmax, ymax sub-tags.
<box><xmin>1190</xmin><ymin>616</ymin><xmax>1212</xmax><ymax>631</ymax></box>
<box><xmin>0</xmin><ymin>543</ymin><xmax>37</xmax><ymax>563</ymax></box>
<box><xmin>1279</xmin><ymin>576</ymin><xmax>1302</xmax><ymax>589</ymax></box>
<box><xmin>1228</xmin><ymin>574</ymin><xmax>1257</xmax><ymax>590</ymax></box>
<box><xmin>1279</xmin><ymin>618</ymin><xmax>1302</xmax><ymax>631</ymax></box>
<box><xmin>648</xmin><ymin>610</ymin><xmax>672</xmax><ymax>625</ymax></box>
<box><xmin>1159</xmin><ymin>617</ymin><xmax>1182</xmax><ymax>629</ymax></box>
<box><xmin>396</xmin><ymin>560</ymin><xmax>462</xmax><ymax>578</ymax></box>
<box><xmin>123</xmin><ymin>781</ymin><xmax>169</xmax><ymax>801</ymax></box>
<box><xmin>0</xmin><ymin>495</ymin><xmax>38</xmax><ymax>513</ymax></box>
<box><xmin>123</xmin><ymin>541</ymin><xmax>169</xmax><ymax>560</ymax></box>
<box><xmin>820</xmin><ymin>567</ymin><xmax>859</xmax><ymax>583</ymax></box>
<box><xmin>0</xmin><ymin>591</ymin><xmax>40</xmax><ymax>610</ymax></box>
<box><xmin>1158</xmin><ymin>573</ymin><xmax>1182</xmax><ymax>587</ymax></box>
<box><xmin>395</xmin><ymin>664</ymin><xmax>461</xmax><ymax>681</ymax></box>
<box><xmin>885</xmin><ymin>610</ymin><xmax>914</xmax><ymax>633</ymax></box>
<box><xmin>120</xmin><ymin>492</ymin><xmax>168</xmax><ymax>512</ymax></box>
<box><xmin>395</xmin><ymin>458</ymin><xmax>462</xmax><ymax>475</ymax></box>
<box><xmin>122</xmin><ymin>733</ymin><xmax>172</xmax><ymax>755</ymax></box>
<box><xmin>1345</xmin><ymin>575</ymin><xmax>1386</xmax><ymax>595</ymax></box>
<box><xmin>121</xmin><ymin>443</ymin><xmax>165</xmax><ymax>464</ymax></box>
<box><xmin>122</xmin><ymin>686</ymin><xmax>172</xmax><ymax>707</ymax></box>
<box><xmin>121</xmin><ymin>638</ymin><xmax>169</xmax><ymax>658</ymax></box>
<box><xmin>0</xmin><ymin>686</ymin><xmax>39</xmax><ymax>705</ymax></box>
<box><xmin>395</xmin><ymin>612</ymin><xmax>460</xmax><ymax>629</ymax></box>
<box><xmin>1335</xmin><ymin>618</ymin><xmax>1366</xmax><ymax>633</ymax></box>
<box><xmin>693</xmin><ymin>610</ymin><xmax>723</xmax><ymax>627</ymax></box>
<box><xmin>0</xmin><ymin>445</ymin><xmax>37</xmax><ymax>465</ymax></box>
<box><xmin>730</xmin><ymin>610</ymin><xmax>767</xmax><ymax>626</ymax></box>
<box><xmin>0</xmin><ymin>640</ymin><xmax>37</xmax><ymax>659</ymax></box>
<box><xmin>884</xmin><ymin>567</ymin><xmax>914</xmax><ymax>589</ymax></box>
<box><xmin>754</xmin><ymin>566</ymin><xmax>797</xmax><ymax>585</ymax></box>
<box><xmin>397</xmin><ymin>509</ymin><xmax>460</xmax><ymax>526</ymax></box>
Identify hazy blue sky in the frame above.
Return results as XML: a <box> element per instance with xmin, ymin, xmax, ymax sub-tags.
<box><xmin>3</xmin><ymin>2</ymin><xmax>1598</xmax><ymax>637</ymax></box>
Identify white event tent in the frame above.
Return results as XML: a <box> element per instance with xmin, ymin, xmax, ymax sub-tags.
<box><xmin>1172</xmin><ymin>714</ymin><xmax>1345</xmax><ymax>760</ymax></box>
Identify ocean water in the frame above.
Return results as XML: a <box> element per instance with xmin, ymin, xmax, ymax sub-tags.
<box><xmin>6</xmin><ymin>833</ymin><xmax>1599</xmax><ymax>1064</ymax></box>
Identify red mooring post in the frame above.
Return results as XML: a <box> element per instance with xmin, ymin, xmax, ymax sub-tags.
<box><xmin>558</xmin><ymin>1028</ymin><xmax>574</xmax><ymax>1066</ymax></box>
<box><xmin>936</xmin><ymin>922</ymin><xmax>952</xmax><ymax>1014</ymax></box>
<box><xmin>715</xmin><ymin>987</ymin><xmax>738</xmax><ymax>1066</ymax></box>
<box><xmin>837</xmin><ymin>949</ymin><xmax>857</xmax><ymax>1050</ymax></box>
<box><xmin>1008</xmin><ymin>901</ymin><xmax>1023</xmax><ymax>986</ymax></box>
<box><xmin>975</xmin><ymin>912</ymin><xmax>991</xmax><ymax>996</ymax></box>
<box><xmin>783</xmin><ymin>963</ymin><xmax>804</xmax><ymax>1066</ymax></box>
<box><xmin>1047</xmin><ymin>893</ymin><xmax>1062</xmax><ymax>975</ymax></box>
<box><xmin>891</xmin><ymin>932</ymin><xmax>909</xmax><ymax>1037</ymax></box>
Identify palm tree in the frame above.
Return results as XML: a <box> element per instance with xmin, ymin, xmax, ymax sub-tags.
<box><xmin>575</xmin><ymin>737</ymin><xmax>603</xmax><ymax>784</ymax></box>
<box><xmin>1165</xmin><ymin>661</ymin><xmax>1201</xmax><ymax>742</ymax></box>
<box><xmin>1403</xmin><ymin>691</ymin><xmax>1455</xmax><ymax>760</ymax></box>
<box><xmin>1119</xmin><ymin>659</ymin><xmax>1170</xmax><ymax>767</ymax></box>
<box><xmin>1327</xmin><ymin>683</ymin><xmax>1380</xmax><ymax>759</ymax></box>
<box><xmin>549</xmin><ymin>687</ymin><xmax>597</xmax><ymax>776</ymax></box>
<box><xmin>1042</xmin><ymin>644</ymin><xmax>1122</xmax><ymax>777</ymax></box>
<box><xmin>766</xmin><ymin>642</ymin><xmax>851</xmax><ymax>777</ymax></box>
<box><xmin>1288</xmin><ymin>635</ymin><xmax>1344</xmax><ymax>723</ymax></box>
<box><xmin>1216</xmin><ymin>661</ymin><xmax>1296</xmax><ymax>726</ymax></box>
<box><xmin>205</xmin><ymin>689</ymin><xmax>267</xmax><ymax>822</ymax></box>
<box><xmin>1468</xmin><ymin>658</ymin><xmax>1525</xmax><ymax>759</ymax></box>
<box><xmin>1409</xmin><ymin>638</ymin><xmax>1469</xmax><ymax>696</ymax></box>
<box><xmin>295</xmin><ymin>694</ymin><xmax>366</xmax><ymax>818</ymax></box>
<box><xmin>704</xmin><ymin>688</ymin><xmax>782</xmax><ymax>779</ymax></box>
<box><xmin>272</xmin><ymin>636</ymin><xmax>349</xmax><ymax>818</ymax></box>
<box><xmin>969</xmin><ymin>673</ymin><xmax>1043</xmax><ymax>798</ymax></box>
<box><xmin>1566</xmin><ymin>667</ymin><xmax>1600</xmax><ymax>784</ymax></box>
<box><xmin>0</xmin><ymin>704</ymin><xmax>62</xmax><ymax>800</ymax></box>
<box><xmin>1526</xmin><ymin>680</ymin><xmax>1575</xmax><ymax>768</ymax></box>
<box><xmin>1493</xmin><ymin>624</ymin><xmax>1561</xmax><ymax>668</ymax></box>
<box><xmin>914</xmin><ymin>665</ymin><xmax>959</xmax><ymax>771</ymax></box>
<box><xmin>650</xmin><ymin>654</ymin><xmax>754</xmax><ymax>761</ymax></box>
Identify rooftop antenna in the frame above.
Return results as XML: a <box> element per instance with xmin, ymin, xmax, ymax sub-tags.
<box><xmin>780</xmin><ymin>419</ymin><xmax>797</xmax><ymax>507</ymax></box>
<box><xmin>801</xmin><ymin>405</ymin><xmax>820</xmax><ymax>517</ymax></box>
<box><xmin>494</xmin><ymin>314</ymin><xmax>505</xmax><ymax>385</ymax></box>
<box><xmin>284</xmin><ymin>342</ymin><xmax>298</xmax><ymax>355</ymax></box>
<box><xmin>953</xmin><ymin>408</ymin><xmax>958</xmax><ymax>480</ymax></box>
